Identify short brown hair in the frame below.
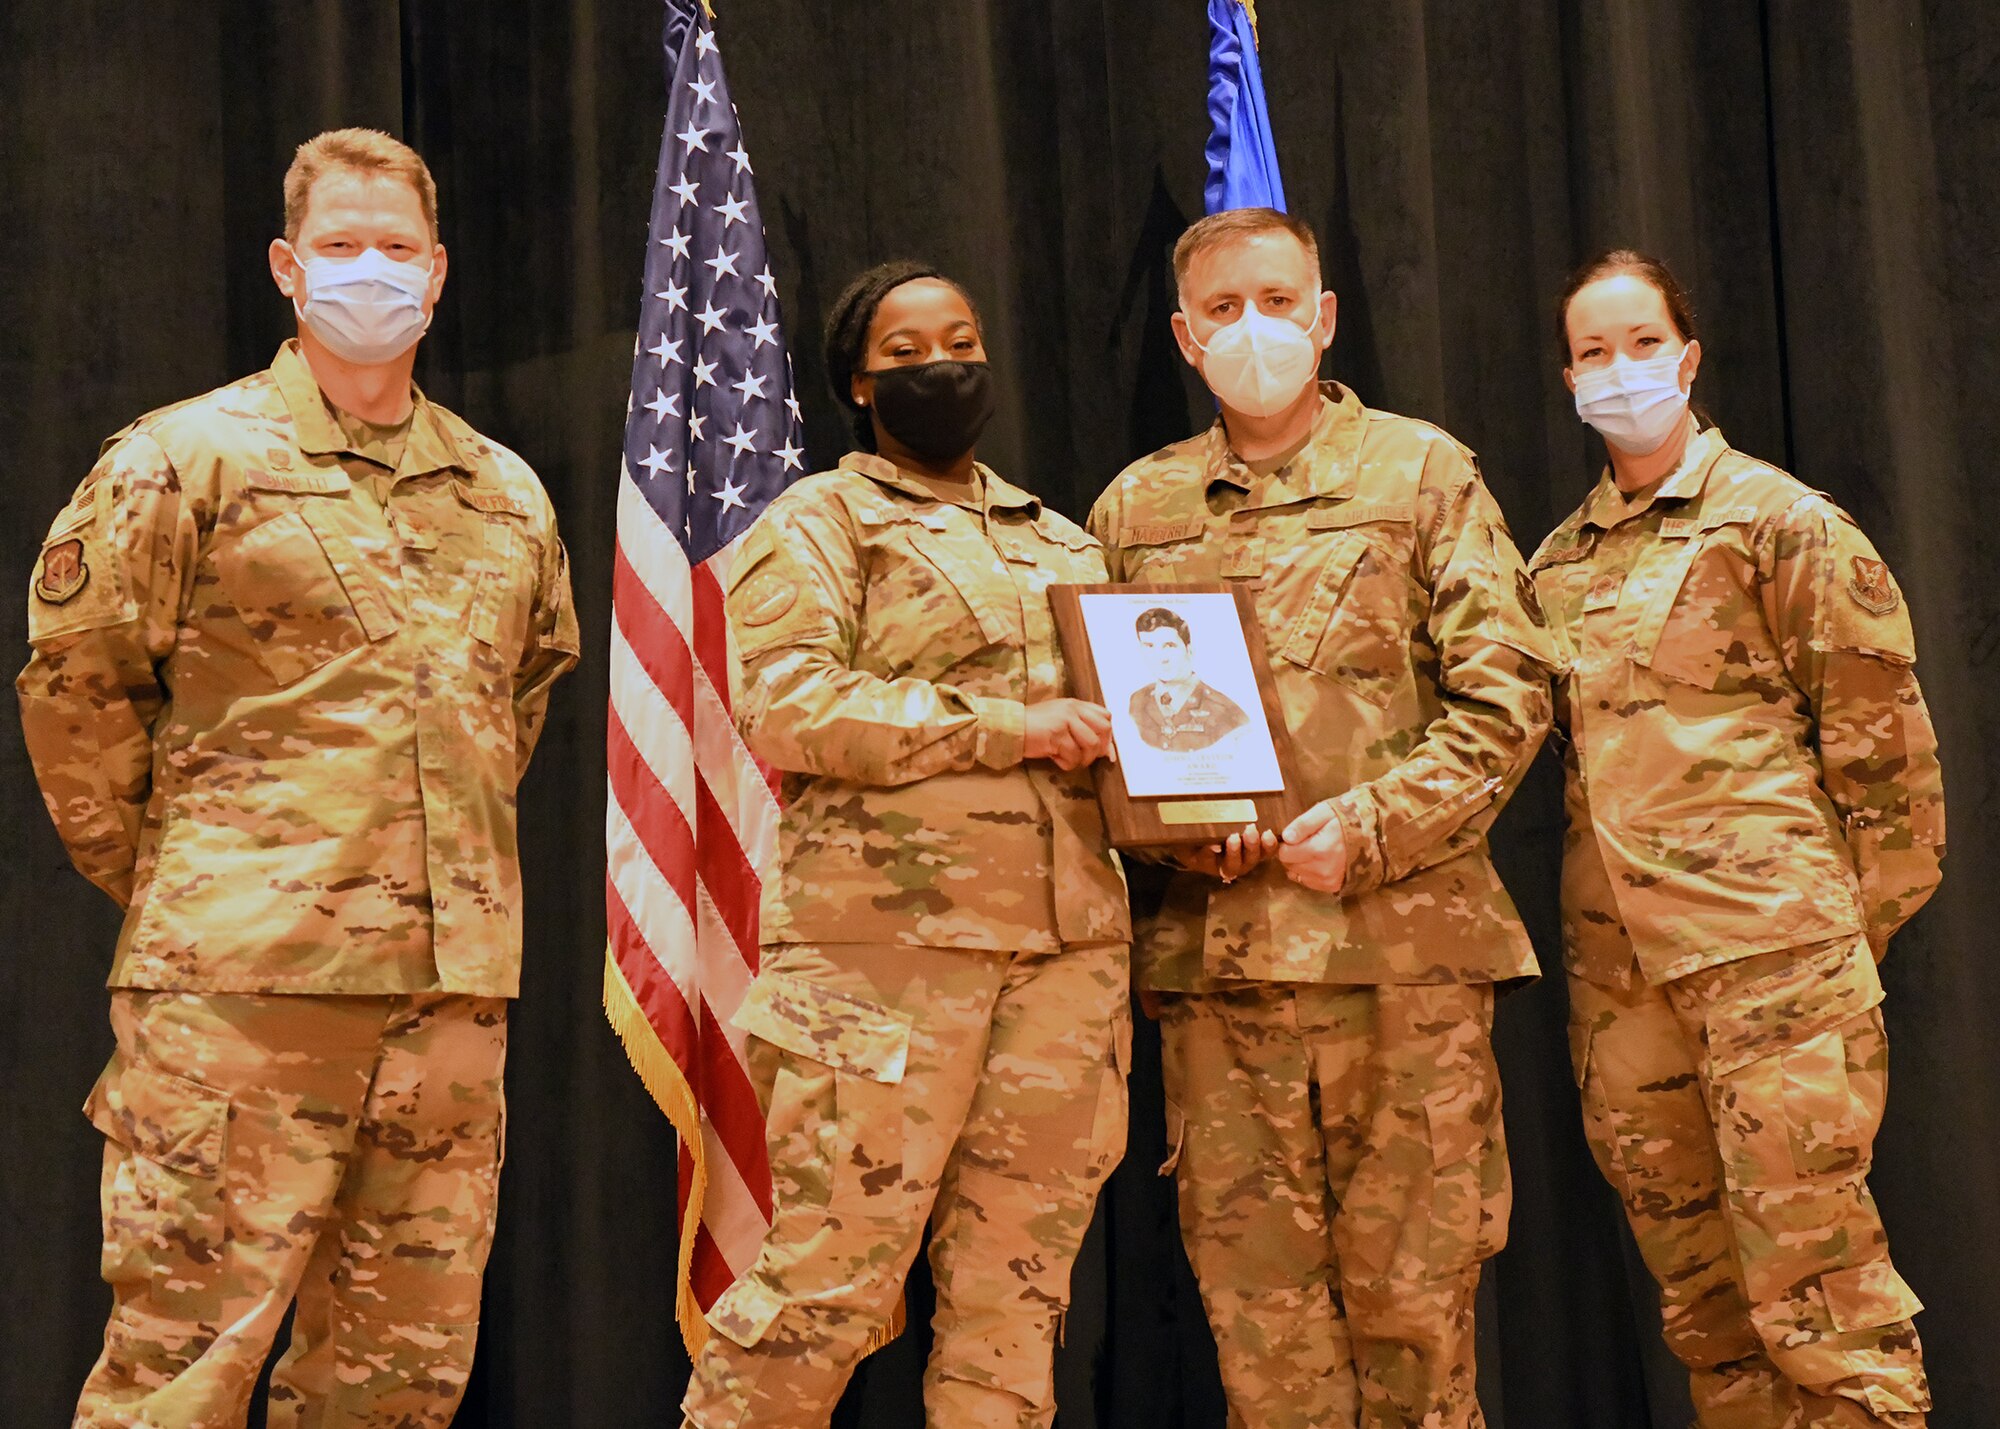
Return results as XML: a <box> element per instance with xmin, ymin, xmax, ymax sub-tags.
<box><xmin>283</xmin><ymin>128</ymin><xmax>439</xmax><ymax>244</ymax></box>
<box><xmin>1173</xmin><ymin>208</ymin><xmax>1321</xmax><ymax>296</ymax></box>
<box><xmin>1555</xmin><ymin>248</ymin><xmax>1698</xmax><ymax>363</ymax></box>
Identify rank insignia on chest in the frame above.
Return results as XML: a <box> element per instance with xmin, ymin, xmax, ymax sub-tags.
<box><xmin>1848</xmin><ymin>556</ymin><xmax>1900</xmax><ymax>615</ymax></box>
<box><xmin>34</xmin><ymin>537</ymin><xmax>89</xmax><ymax>604</ymax></box>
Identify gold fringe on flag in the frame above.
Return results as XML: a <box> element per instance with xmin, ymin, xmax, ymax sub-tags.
<box><xmin>603</xmin><ymin>947</ymin><xmax>904</xmax><ymax>1359</ymax></box>
<box><xmin>604</xmin><ymin>948</ymin><xmax>715</xmax><ymax>1355</ymax></box>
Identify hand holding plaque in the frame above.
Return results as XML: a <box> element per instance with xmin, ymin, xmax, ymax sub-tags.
<box><xmin>1049</xmin><ymin>583</ymin><xmax>1307</xmax><ymax>847</ymax></box>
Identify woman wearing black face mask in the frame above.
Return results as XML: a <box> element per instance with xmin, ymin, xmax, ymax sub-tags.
<box><xmin>680</xmin><ymin>263</ymin><xmax>1132</xmax><ymax>1429</ymax></box>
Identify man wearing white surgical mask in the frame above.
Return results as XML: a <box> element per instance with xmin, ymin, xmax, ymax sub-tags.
<box><xmin>22</xmin><ymin>127</ymin><xmax>578</xmax><ymax>1427</ymax></box>
<box><xmin>1089</xmin><ymin>208</ymin><xmax>1558</xmax><ymax>1428</ymax></box>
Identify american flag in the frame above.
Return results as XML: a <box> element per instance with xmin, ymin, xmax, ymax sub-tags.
<box><xmin>603</xmin><ymin>0</ymin><xmax>802</xmax><ymax>1354</ymax></box>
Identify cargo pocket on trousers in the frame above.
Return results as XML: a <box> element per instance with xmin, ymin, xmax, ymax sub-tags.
<box><xmin>1084</xmin><ymin>1007</ymin><xmax>1133</xmax><ymax>1185</ymax></box>
<box><xmin>1707</xmin><ymin>943</ymin><xmax>1886</xmax><ymax>1191</ymax></box>
<box><xmin>1567</xmin><ymin>1017</ymin><xmax>1629</xmax><ymax>1196</ymax></box>
<box><xmin>1817</xmin><ymin>1259</ymin><xmax>1929</xmax><ymax>1414</ymax></box>
<box><xmin>730</xmin><ymin>971</ymin><xmax>913</xmax><ymax>1245</ymax></box>
<box><xmin>1422</xmin><ymin>1082</ymin><xmax>1506</xmax><ymax>1272</ymax></box>
<box><xmin>85</xmin><ymin>1050</ymin><xmax>230</xmax><ymax>1312</ymax></box>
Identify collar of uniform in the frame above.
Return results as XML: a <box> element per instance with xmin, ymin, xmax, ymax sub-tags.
<box><xmin>270</xmin><ymin>339</ymin><xmax>475</xmax><ymax>481</ymax></box>
<box><xmin>838</xmin><ymin>450</ymin><xmax>1041</xmax><ymax>517</ymax></box>
<box><xmin>1578</xmin><ymin>424</ymin><xmax>1731</xmax><ymax>530</ymax></box>
<box><xmin>1202</xmin><ymin>382</ymin><xmax>1364</xmax><ymax>507</ymax></box>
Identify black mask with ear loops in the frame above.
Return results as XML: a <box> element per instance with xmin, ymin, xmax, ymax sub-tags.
<box><xmin>865</xmin><ymin>360</ymin><xmax>996</xmax><ymax>465</ymax></box>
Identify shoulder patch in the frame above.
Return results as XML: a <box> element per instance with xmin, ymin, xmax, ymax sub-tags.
<box><xmin>1848</xmin><ymin>556</ymin><xmax>1900</xmax><ymax>616</ymax></box>
<box><xmin>738</xmin><ymin>579</ymin><xmax>799</xmax><ymax>627</ymax></box>
<box><xmin>34</xmin><ymin>538</ymin><xmax>89</xmax><ymax>604</ymax></box>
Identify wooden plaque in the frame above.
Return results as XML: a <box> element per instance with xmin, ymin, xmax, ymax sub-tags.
<box><xmin>1050</xmin><ymin>582</ymin><xmax>1307</xmax><ymax>847</ymax></box>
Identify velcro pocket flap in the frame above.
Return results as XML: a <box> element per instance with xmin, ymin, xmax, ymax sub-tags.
<box><xmin>1423</xmin><ymin>1083</ymin><xmax>1486</xmax><ymax>1168</ymax></box>
<box><xmin>706</xmin><ymin>1274</ymin><xmax>786</xmax><ymax>1348</ymax></box>
<box><xmin>1707</xmin><ymin>942</ymin><xmax>1885</xmax><ymax>1077</ymax></box>
<box><xmin>730</xmin><ymin>971</ymin><xmax>911</xmax><ymax>1084</ymax></box>
<box><xmin>1280</xmin><ymin>531</ymin><xmax>1369</xmax><ymax>667</ymax></box>
<box><xmin>1630</xmin><ymin>538</ymin><xmax>1723</xmax><ymax>690</ymax></box>
<box><xmin>296</xmin><ymin>506</ymin><xmax>402</xmax><ymax>643</ymax></box>
<box><xmin>84</xmin><ymin>1052</ymin><xmax>227</xmax><ymax>1178</ymax></box>
<box><xmin>1821</xmin><ymin>1259</ymin><xmax>1923</xmax><ymax>1333</ymax></box>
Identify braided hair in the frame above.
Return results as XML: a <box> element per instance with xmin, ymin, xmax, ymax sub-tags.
<box><xmin>822</xmin><ymin>261</ymin><xmax>983</xmax><ymax>451</ymax></box>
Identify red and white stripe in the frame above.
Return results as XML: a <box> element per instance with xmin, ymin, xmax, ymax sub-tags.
<box><xmin>607</xmin><ymin>471</ymin><xmax>780</xmax><ymax>1311</ymax></box>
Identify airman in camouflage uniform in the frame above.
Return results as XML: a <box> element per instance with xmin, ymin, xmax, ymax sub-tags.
<box><xmin>21</xmin><ymin>130</ymin><xmax>578</xmax><ymax>1428</ymax></box>
<box><xmin>1532</xmin><ymin>423</ymin><xmax>1943</xmax><ymax>1428</ymax></box>
<box><xmin>681</xmin><ymin>451</ymin><xmax>1132</xmax><ymax>1429</ymax></box>
<box><xmin>1087</xmin><ymin>207</ymin><xmax>1554</xmax><ymax>1429</ymax></box>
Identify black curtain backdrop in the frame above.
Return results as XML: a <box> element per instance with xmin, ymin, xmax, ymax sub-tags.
<box><xmin>3</xmin><ymin>3</ymin><xmax>1995</xmax><ymax>1426</ymax></box>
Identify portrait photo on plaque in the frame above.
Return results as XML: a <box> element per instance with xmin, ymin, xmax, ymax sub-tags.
<box><xmin>1075</xmin><ymin>590</ymin><xmax>1286</xmax><ymax>798</ymax></box>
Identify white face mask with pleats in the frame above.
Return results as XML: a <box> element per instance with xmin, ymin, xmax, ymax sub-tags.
<box><xmin>1571</xmin><ymin>349</ymin><xmax>1691</xmax><ymax>454</ymax></box>
<box><xmin>293</xmin><ymin>248</ymin><xmax>434</xmax><ymax>365</ymax></box>
<box><xmin>1189</xmin><ymin>299</ymin><xmax>1324</xmax><ymax>418</ymax></box>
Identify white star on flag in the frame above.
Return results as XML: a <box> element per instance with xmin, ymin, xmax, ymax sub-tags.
<box><xmin>662</xmin><ymin>227</ymin><xmax>691</xmax><ymax>258</ymax></box>
<box><xmin>704</xmin><ymin>249</ymin><xmax>740</xmax><ymax>280</ymax></box>
<box><xmin>731</xmin><ymin>370</ymin><xmax>768</xmax><ymax>402</ymax></box>
<box><xmin>677</xmin><ymin>124</ymin><xmax>709</xmax><ymax>154</ymax></box>
<box><xmin>746</xmin><ymin>314</ymin><xmax>778</xmax><ymax>348</ymax></box>
<box><xmin>669</xmin><ymin>176</ymin><xmax>700</xmax><ymax>206</ymax></box>
<box><xmin>689</xmin><ymin>75</ymin><xmax>716</xmax><ymax>105</ymax></box>
<box><xmin>643</xmin><ymin>389</ymin><xmax>680</xmax><ymax>420</ymax></box>
<box><xmin>714</xmin><ymin>476</ymin><xmax>748</xmax><ymax>512</ymax></box>
<box><xmin>727</xmin><ymin>143</ymin><xmax>752</xmax><ymax>175</ymax></box>
<box><xmin>716</xmin><ymin>193</ymin><xmax>749</xmax><ymax>227</ymax></box>
<box><xmin>755</xmin><ymin>267</ymin><xmax>778</xmax><ymax>298</ymax></box>
<box><xmin>697</xmin><ymin>302</ymin><xmax>727</xmax><ymax>334</ymax></box>
<box><xmin>638</xmin><ymin>445</ymin><xmax>673</xmax><ymax>480</ymax></box>
<box><xmin>661</xmin><ymin>282</ymin><xmax>689</xmax><ymax>313</ymax></box>
<box><xmin>775</xmin><ymin>438</ymin><xmax>804</xmax><ymax>472</ymax></box>
<box><xmin>723</xmin><ymin>424</ymin><xmax>759</xmax><ymax>457</ymax></box>
<box><xmin>693</xmin><ymin>355</ymin><xmax>718</xmax><ymax>388</ymax></box>
<box><xmin>648</xmin><ymin>334</ymin><xmax>682</xmax><ymax>365</ymax></box>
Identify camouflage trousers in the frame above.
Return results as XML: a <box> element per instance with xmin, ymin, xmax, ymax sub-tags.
<box><xmin>73</xmin><ymin>990</ymin><xmax>508</xmax><ymax>1429</ymax></box>
<box><xmin>681</xmin><ymin>939</ymin><xmax>1131</xmax><ymax>1429</ymax></box>
<box><xmin>1158</xmin><ymin>980</ymin><xmax>1508</xmax><ymax>1429</ymax></box>
<box><xmin>1569</xmin><ymin>934</ymin><xmax>1928</xmax><ymax>1428</ymax></box>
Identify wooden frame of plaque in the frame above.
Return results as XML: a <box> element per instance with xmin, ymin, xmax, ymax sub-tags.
<box><xmin>1049</xmin><ymin>581</ymin><xmax>1308</xmax><ymax>847</ymax></box>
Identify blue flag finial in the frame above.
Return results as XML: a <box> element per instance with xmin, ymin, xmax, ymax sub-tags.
<box><xmin>1203</xmin><ymin>0</ymin><xmax>1287</xmax><ymax>214</ymax></box>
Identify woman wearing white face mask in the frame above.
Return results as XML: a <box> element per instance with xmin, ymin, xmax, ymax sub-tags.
<box><xmin>1529</xmin><ymin>251</ymin><xmax>1944</xmax><ymax>1428</ymax></box>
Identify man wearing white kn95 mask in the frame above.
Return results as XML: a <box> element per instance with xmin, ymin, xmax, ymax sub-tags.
<box><xmin>1088</xmin><ymin>206</ymin><xmax>1558</xmax><ymax>1429</ymax></box>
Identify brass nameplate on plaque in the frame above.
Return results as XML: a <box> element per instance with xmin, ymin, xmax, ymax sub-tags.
<box><xmin>1157</xmin><ymin>798</ymin><xmax>1260</xmax><ymax>826</ymax></box>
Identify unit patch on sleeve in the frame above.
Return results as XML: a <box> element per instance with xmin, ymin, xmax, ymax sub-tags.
<box><xmin>1848</xmin><ymin>556</ymin><xmax>1900</xmax><ymax>616</ymax></box>
<box><xmin>34</xmin><ymin>538</ymin><xmax>89</xmax><ymax>604</ymax></box>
